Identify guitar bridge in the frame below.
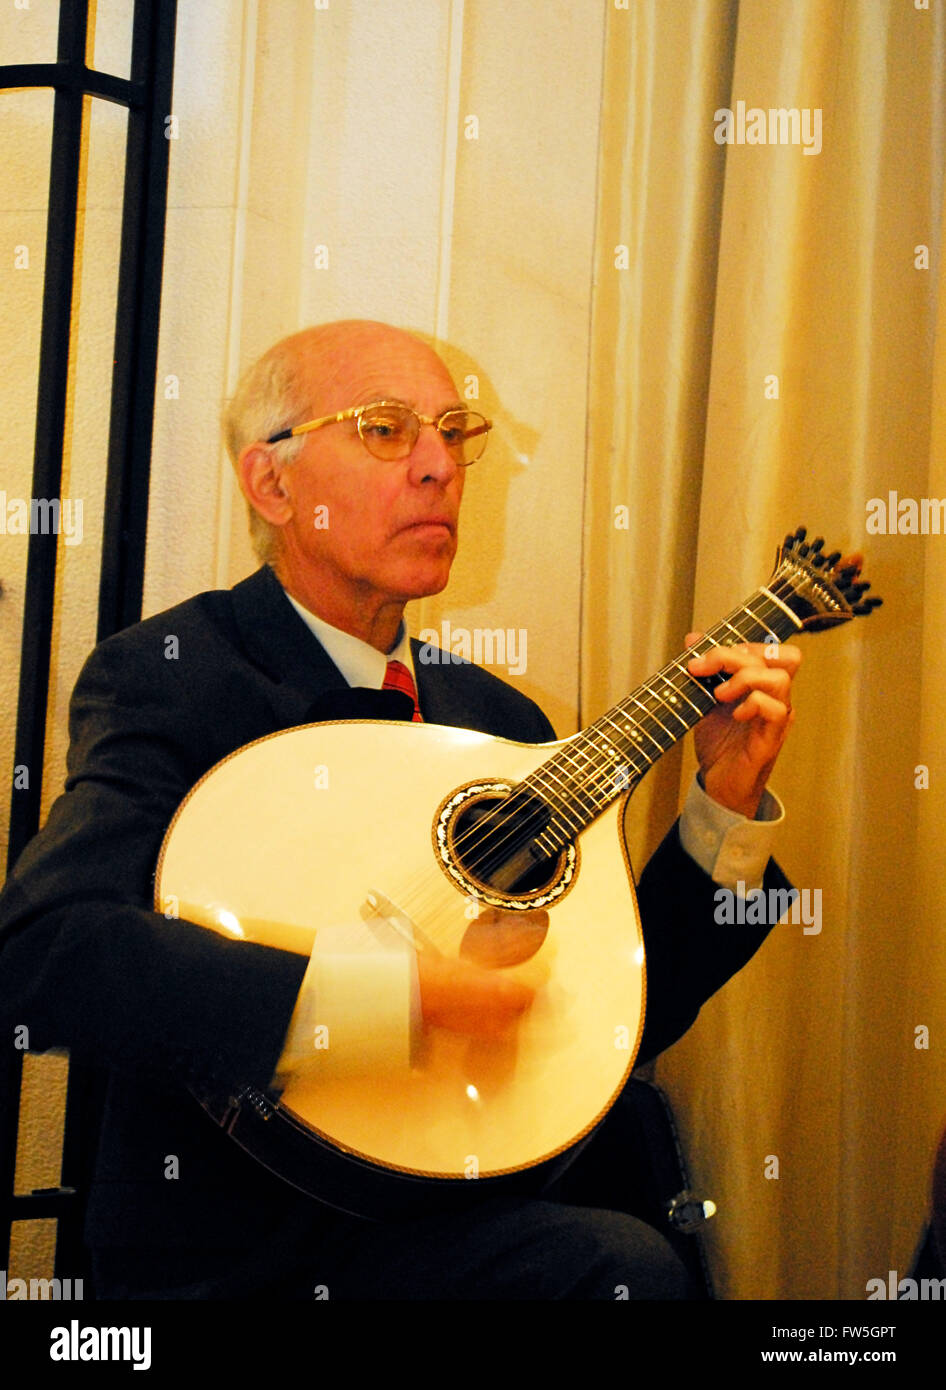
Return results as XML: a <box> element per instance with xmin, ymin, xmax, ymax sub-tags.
<box><xmin>362</xmin><ymin>889</ymin><xmax>442</xmax><ymax>956</ymax></box>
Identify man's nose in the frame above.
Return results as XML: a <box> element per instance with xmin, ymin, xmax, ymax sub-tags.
<box><xmin>406</xmin><ymin>423</ymin><xmax>461</xmax><ymax>485</ymax></box>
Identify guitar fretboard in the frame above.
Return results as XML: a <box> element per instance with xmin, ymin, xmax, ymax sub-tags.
<box><xmin>523</xmin><ymin>583</ymin><xmax>803</xmax><ymax>855</ymax></box>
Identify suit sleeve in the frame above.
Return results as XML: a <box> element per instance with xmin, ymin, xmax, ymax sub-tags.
<box><xmin>633</xmin><ymin>820</ymin><xmax>788</xmax><ymax>1063</ymax></box>
<box><xmin>0</xmin><ymin>640</ymin><xmax>307</xmax><ymax>1093</ymax></box>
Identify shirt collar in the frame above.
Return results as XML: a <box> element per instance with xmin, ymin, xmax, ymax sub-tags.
<box><xmin>283</xmin><ymin>590</ymin><xmax>415</xmax><ymax>691</ymax></box>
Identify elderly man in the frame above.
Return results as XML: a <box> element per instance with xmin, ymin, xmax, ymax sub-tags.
<box><xmin>0</xmin><ymin>321</ymin><xmax>798</xmax><ymax>1299</ymax></box>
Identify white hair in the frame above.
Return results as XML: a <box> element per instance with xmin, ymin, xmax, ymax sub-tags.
<box><xmin>222</xmin><ymin>340</ymin><xmax>310</xmax><ymax>564</ymax></box>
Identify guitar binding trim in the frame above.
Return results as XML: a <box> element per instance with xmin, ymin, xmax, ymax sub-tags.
<box><xmin>433</xmin><ymin>779</ymin><xmax>579</xmax><ymax>909</ymax></box>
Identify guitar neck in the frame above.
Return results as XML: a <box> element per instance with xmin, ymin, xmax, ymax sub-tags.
<box><xmin>522</xmin><ymin>584</ymin><xmax>804</xmax><ymax>855</ymax></box>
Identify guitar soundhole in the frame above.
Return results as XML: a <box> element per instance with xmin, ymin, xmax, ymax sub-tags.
<box><xmin>434</xmin><ymin>782</ymin><xmax>577</xmax><ymax>909</ymax></box>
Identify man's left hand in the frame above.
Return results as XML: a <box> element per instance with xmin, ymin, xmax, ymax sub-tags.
<box><xmin>686</xmin><ymin>633</ymin><xmax>801</xmax><ymax>819</ymax></box>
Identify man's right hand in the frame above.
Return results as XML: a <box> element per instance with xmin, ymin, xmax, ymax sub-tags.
<box><xmin>417</xmin><ymin>954</ymin><xmax>534</xmax><ymax>1040</ymax></box>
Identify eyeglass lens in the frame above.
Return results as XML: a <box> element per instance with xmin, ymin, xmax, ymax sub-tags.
<box><xmin>357</xmin><ymin>405</ymin><xmax>488</xmax><ymax>464</ymax></box>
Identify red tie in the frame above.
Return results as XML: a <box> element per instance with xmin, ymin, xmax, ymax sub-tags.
<box><xmin>382</xmin><ymin>659</ymin><xmax>423</xmax><ymax>722</ymax></box>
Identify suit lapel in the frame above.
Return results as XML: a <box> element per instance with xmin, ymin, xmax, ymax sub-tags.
<box><xmin>230</xmin><ymin>566</ymin><xmax>350</xmax><ymax>727</ymax></box>
<box><xmin>412</xmin><ymin>640</ymin><xmax>480</xmax><ymax>730</ymax></box>
<box><xmin>230</xmin><ymin>567</ymin><xmax>419</xmax><ymax>729</ymax></box>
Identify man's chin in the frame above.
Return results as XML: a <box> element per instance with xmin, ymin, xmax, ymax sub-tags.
<box><xmin>391</xmin><ymin>558</ymin><xmax>454</xmax><ymax>601</ymax></box>
<box><xmin>402</xmin><ymin>570</ymin><xmax>452</xmax><ymax>600</ymax></box>
<box><xmin>390</xmin><ymin>537</ymin><xmax>456</xmax><ymax>594</ymax></box>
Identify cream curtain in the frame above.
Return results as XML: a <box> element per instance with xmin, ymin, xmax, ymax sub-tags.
<box><xmin>585</xmin><ymin>0</ymin><xmax>946</xmax><ymax>1299</ymax></box>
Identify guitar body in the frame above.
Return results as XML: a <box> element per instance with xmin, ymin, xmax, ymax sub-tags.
<box><xmin>154</xmin><ymin>528</ymin><xmax>880</xmax><ymax>1216</ymax></box>
<box><xmin>156</xmin><ymin>720</ymin><xmax>644</xmax><ymax>1205</ymax></box>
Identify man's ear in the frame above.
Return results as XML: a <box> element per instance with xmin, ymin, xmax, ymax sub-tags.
<box><xmin>238</xmin><ymin>443</ymin><xmax>294</xmax><ymax>526</ymax></box>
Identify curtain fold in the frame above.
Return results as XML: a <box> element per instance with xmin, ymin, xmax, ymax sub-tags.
<box><xmin>582</xmin><ymin>0</ymin><xmax>738</xmax><ymax>871</ymax></box>
<box><xmin>585</xmin><ymin>0</ymin><xmax>946</xmax><ymax>1298</ymax></box>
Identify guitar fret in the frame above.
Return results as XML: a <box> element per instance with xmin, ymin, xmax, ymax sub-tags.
<box><xmin>565</xmin><ymin>738</ymin><xmax>612</xmax><ymax>772</ymax></box>
<box><xmin>626</xmin><ymin>717</ymin><xmax>664</xmax><ymax>759</ymax></box>
<box><xmin>627</xmin><ymin>695</ymin><xmax>676</xmax><ymax>744</ymax></box>
<box><xmin>579</xmin><ymin>737</ymin><xmax>639</xmax><ymax>799</ymax></box>
<box><xmin>641</xmin><ymin>681</ymin><xmax>691</xmax><ymax>732</ymax></box>
<box><xmin>547</xmin><ymin>813</ymin><xmax>576</xmax><ymax>843</ymax></box>
<box><xmin>559</xmin><ymin>741</ymin><xmax>613</xmax><ymax>782</ymax></box>
<box><xmin>573</xmin><ymin>745</ymin><xmax>629</xmax><ymax>807</ymax></box>
<box><xmin>718</xmin><ymin>618</ymin><xmax>747</xmax><ymax>644</ymax></box>
<box><xmin>606</xmin><ymin>713</ymin><xmax>659</xmax><ymax>766</ymax></box>
<box><xmin>598</xmin><ymin>714</ymin><xmax>650</xmax><ymax>776</ymax></box>
<box><xmin>520</xmin><ymin>572</ymin><xmax>827</xmax><ymax>851</ymax></box>
<box><xmin>666</xmin><ymin>663</ymin><xmax>715</xmax><ymax>716</ymax></box>
<box><xmin>581</xmin><ymin>775</ymin><xmax>622</xmax><ymax>811</ymax></box>
<box><xmin>530</xmin><ymin>783</ymin><xmax>583</xmax><ymax>834</ymax></box>
<box><xmin>554</xmin><ymin>747</ymin><xmax>613</xmax><ymax>817</ymax></box>
<box><xmin>759</xmin><ymin>584</ymin><xmax>805</xmax><ymax>630</ymax></box>
<box><xmin>530</xmin><ymin>761</ymin><xmax>597</xmax><ymax>834</ymax></box>
<box><xmin>738</xmin><ymin>609</ymin><xmax>767</xmax><ymax>637</ymax></box>
<box><xmin>530</xmin><ymin>783</ymin><xmax>575</xmax><ymax>834</ymax></box>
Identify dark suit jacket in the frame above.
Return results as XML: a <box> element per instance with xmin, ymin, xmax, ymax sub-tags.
<box><xmin>0</xmin><ymin>565</ymin><xmax>784</xmax><ymax>1286</ymax></box>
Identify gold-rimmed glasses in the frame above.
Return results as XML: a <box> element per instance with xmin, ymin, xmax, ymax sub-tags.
<box><xmin>266</xmin><ymin>400</ymin><xmax>491</xmax><ymax>466</ymax></box>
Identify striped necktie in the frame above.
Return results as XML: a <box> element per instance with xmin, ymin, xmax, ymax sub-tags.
<box><xmin>382</xmin><ymin>659</ymin><xmax>423</xmax><ymax>722</ymax></box>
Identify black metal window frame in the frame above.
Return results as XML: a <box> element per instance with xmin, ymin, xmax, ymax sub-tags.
<box><xmin>2</xmin><ymin>0</ymin><xmax>177</xmax><ymax>1283</ymax></box>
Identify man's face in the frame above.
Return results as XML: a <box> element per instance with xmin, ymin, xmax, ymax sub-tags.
<box><xmin>275</xmin><ymin>328</ymin><xmax>467</xmax><ymax>620</ymax></box>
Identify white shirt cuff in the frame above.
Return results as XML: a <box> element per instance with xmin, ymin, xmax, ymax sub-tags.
<box><xmin>678</xmin><ymin>774</ymin><xmax>784</xmax><ymax>892</ymax></box>
<box><xmin>274</xmin><ymin>922</ymin><xmax>419</xmax><ymax>1082</ymax></box>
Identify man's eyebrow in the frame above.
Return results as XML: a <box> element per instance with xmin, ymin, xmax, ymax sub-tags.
<box><xmin>356</xmin><ymin>395</ymin><xmax>467</xmax><ymax>414</ymax></box>
<box><xmin>348</xmin><ymin>393</ymin><xmax>408</xmax><ymax>409</ymax></box>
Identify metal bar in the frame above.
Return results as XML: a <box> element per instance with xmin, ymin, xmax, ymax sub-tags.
<box><xmin>54</xmin><ymin>1059</ymin><xmax>107</xmax><ymax>1280</ymax></box>
<box><xmin>0</xmin><ymin>1049</ymin><xmax>25</xmax><ymax>1269</ymax></box>
<box><xmin>4</xmin><ymin>0</ymin><xmax>179</xmax><ymax>1286</ymax></box>
<box><xmin>97</xmin><ymin>0</ymin><xmax>178</xmax><ymax>640</ymax></box>
<box><xmin>6</xmin><ymin>1</ymin><xmax>89</xmax><ymax>874</ymax></box>
<box><xmin>10</xmin><ymin>1191</ymin><xmax>77</xmax><ymax>1222</ymax></box>
<box><xmin>0</xmin><ymin>62</ymin><xmax>141</xmax><ymax>108</ymax></box>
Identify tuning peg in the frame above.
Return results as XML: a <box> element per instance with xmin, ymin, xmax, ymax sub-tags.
<box><xmin>798</xmin><ymin>542</ymin><xmax>810</xmax><ymax>556</ymax></box>
<box><xmin>811</xmin><ymin>537</ymin><xmax>825</xmax><ymax>552</ymax></box>
<box><xmin>824</xmin><ymin>551</ymin><xmax>841</xmax><ymax>568</ymax></box>
<box><xmin>794</xmin><ymin>525</ymin><xmax>807</xmax><ymax>542</ymax></box>
<box><xmin>852</xmin><ymin>597</ymin><xmax>882</xmax><ymax>615</ymax></box>
<box><xmin>811</xmin><ymin>553</ymin><xmax>827</xmax><ymax>568</ymax></box>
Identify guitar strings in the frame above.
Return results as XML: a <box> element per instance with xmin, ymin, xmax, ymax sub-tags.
<box><xmin>445</xmin><ymin>584</ymin><xmax>794</xmax><ymax>877</ymax></box>
<box><xmin>428</xmin><ymin>596</ymin><xmax>783</xmax><ymax>899</ymax></box>
<box><xmin>383</xmin><ymin>578</ymin><xmax>803</xmax><ymax>950</ymax></box>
